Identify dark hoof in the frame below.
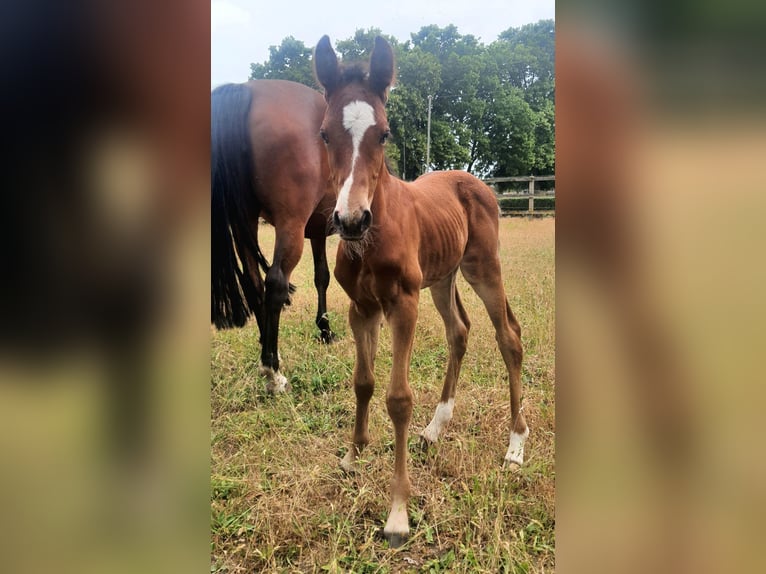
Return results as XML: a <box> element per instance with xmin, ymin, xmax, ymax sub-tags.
<box><xmin>318</xmin><ymin>330</ymin><xmax>337</xmax><ymax>344</ymax></box>
<box><xmin>384</xmin><ymin>531</ymin><xmax>408</xmax><ymax>548</ymax></box>
<box><xmin>418</xmin><ymin>435</ymin><xmax>434</xmax><ymax>452</ymax></box>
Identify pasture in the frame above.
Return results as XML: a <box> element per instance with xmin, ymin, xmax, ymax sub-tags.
<box><xmin>211</xmin><ymin>217</ymin><xmax>555</xmax><ymax>572</ymax></box>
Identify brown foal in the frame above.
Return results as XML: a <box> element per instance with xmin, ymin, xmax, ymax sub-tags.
<box><xmin>314</xmin><ymin>35</ymin><xmax>529</xmax><ymax>546</ymax></box>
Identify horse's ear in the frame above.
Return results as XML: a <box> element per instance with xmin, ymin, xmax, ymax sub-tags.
<box><xmin>314</xmin><ymin>35</ymin><xmax>339</xmax><ymax>98</ymax></box>
<box><xmin>369</xmin><ymin>36</ymin><xmax>394</xmax><ymax>101</ymax></box>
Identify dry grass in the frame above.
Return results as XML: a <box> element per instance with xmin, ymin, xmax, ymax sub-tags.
<box><xmin>211</xmin><ymin>217</ymin><xmax>555</xmax><ymax>573</ymax></box>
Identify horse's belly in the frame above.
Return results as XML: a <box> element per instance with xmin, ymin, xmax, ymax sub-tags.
<box><xmin>418</xmin><ymin>222</ymin><xmax>467</xmax><ymax>286</ymax></box>
<box><xmin>419</xmin><ymin>246</ymin><xmax>464</xmax><ymax>288</ymax></box>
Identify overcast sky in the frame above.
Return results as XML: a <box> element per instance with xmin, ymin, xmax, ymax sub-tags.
<box><xmin>211</xmin><ymin>0</ymin><xmax>555</xmax><ymax>87</ymax></box>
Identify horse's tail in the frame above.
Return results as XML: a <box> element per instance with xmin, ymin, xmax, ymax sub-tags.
<box><xmin>211</xmin><ymin>83</ymin><xmax>269</xmax><ymax>330</ymax></box>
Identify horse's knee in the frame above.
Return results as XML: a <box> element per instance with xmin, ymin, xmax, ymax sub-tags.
<box><xmin>314</xmin><ymin>262</ymin><xmax>331</xmax><ymax>290</ymax></box>
<box><xmin>354</xmin><ymin>372</ymin><xmax>375</xmax><ymax>403</ymax></box>
<box><xmin>264</xmin><ymin>268</ymin><xmax>290</xmax><ymax>310</ymax></box>
<box><xmin>386</xmin><ymin>389</ymin><xmax>413</xmax><ymax>426</ymax></box>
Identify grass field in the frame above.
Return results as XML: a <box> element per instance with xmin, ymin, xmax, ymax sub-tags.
<box><xmin>211</xmin><ymin>217</ymin><xmax>555</xmax><ymax>573</ymax></box>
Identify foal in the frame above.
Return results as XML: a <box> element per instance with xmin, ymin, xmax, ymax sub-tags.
<box><xmin>314</xmin><ymin>36</ymin><xmax>529</xmax><ymax>546</ymax></box>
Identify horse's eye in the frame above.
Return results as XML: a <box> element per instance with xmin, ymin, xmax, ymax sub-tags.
<box><xmin>380</xmin><ymin>130</ymin><xmax>390</xmax><ymax>145</ymax></box>
<box><xmin>319</xmin><ymin>129</ymin><xmax>329</xmax><ymax>144</ymax></box>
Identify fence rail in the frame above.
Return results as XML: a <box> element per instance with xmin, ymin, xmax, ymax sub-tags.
<box><xmin>483</xmin><ymin>175</ymin><xmax>555</xmax><ymax>215</ymax></box>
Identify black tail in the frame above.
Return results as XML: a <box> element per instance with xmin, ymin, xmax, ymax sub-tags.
<box><xmin>211</xmin><ymin>83</ymin><xmax>269</xmax><ymax>330</ymax></box>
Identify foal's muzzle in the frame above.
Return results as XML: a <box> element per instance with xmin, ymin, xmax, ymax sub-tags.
<box><xmin>333</xmin><ymin>209</ymin><xmax>372</xmax><ymax>240</ymax></box>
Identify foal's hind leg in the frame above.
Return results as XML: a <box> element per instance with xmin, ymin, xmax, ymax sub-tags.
<box><xmin>310</xmin><ymin>234</ymin><xmax>336</xmax><ymax>343</ymax></box>
<box><xmin>461</xmin><ymin>257</ymin><xmax>529</xmax><ymax>469</ymax></box>
<box><xmin>421</xmin><ymin>273</ymin><xmax>471</xmax><ymax>445</ymax></box>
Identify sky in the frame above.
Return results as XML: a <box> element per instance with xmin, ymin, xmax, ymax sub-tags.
<box><xmin>211</xmin><ymin>0</ymin><xmax>555</xmax><ymax>87</ymax></box>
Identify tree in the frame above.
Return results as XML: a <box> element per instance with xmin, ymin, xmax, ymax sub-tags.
<box><xmin>476</xmin><ymin>87</ymin><xmax>536</xmax><ymax>177</ymax></box>
<box><xmin>249</xmin><ymin>36</ymin><xmax>315</xmax><ymax>86</ymax></box>
<box><xmin>496</xmin><ymin>20</ymin><xmax>555</xmax><ymax>110</ymax></box>
<box><xmin>246</xmin><ymin>21</ymin><xmax>555</xmax><ymax>179</ymax></box>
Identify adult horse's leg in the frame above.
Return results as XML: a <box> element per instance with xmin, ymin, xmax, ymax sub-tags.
<box><xmin>461</xmin><ymin>258</ymin><xmax>528</xmax><ymax>470</ymax></box>
<box><xmin>421</xmin><ymin>273</ymin><xmax>471</xmax><ymax>445</ymax></box>
<box><xmin>382</xmin><ymin>293</ymin><xmax>419</xmax><ymax>547</ymax></box>
<box><xmin>260</xmin><ymin>223</ymin><xmax>304</xmax><ymax>393</ymax></box>
<box><xmin>340</xmin><ymin>300</ymin><xmax>382</xmax><ymax>472</ymax></box>
<box><xmin>310</xmin><ymin>234</ymin><xmax>336</xmax><ymax>343</ymax></box>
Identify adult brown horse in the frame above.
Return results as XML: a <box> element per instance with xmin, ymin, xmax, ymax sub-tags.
<box><xmin>314</xmin><ymin>36</ymin><xmax>530</xmax><ymax>546</ymax></box>
<box><xmin>211</xmin><ymin>80</ymin><xmax>336</xmax><ymax>392</ymax></box>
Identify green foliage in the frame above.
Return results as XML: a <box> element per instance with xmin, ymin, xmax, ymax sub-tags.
<box><xmin>249</xmin><ymin>36</ymin><xmax>316</xmax><ymax>86</ymax></box>
<box><xmin>247</xmin><ymin>20</ymin><xmax>555</xmax><ymax>179</ymax></box>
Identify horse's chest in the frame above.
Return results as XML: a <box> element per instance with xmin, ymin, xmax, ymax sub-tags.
<box><xmin>336</xmin><ymin>253</ymin><xmax>419</xmax><ymax>306</ymax></box>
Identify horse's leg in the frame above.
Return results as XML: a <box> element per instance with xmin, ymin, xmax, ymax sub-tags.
<box><xmin>461</xmin><ymin>257</ymin><xmax>528</xmax><ymax>470</ymax></box>
<box><xmin>340</xmin><ymin>300</ymin><xmax>382</xmax><ymax>472</ymax></box>
<box><xmin>309</xmin><ymin>234</ymin><xmax>336</xmax><ymax>343</ymax></box>
<box><xmin>382</xmin><ymin>292</ymin><xmax>419</xmax><ymax>547</ymax></box>
<box><xmin>421</xmin><ymin>272</ymin><xmax>471</xmax><ymax>446</ymax></box>
<box><xmin>260</xmin><ymin>223</ymin><xmax>304</xmax><ymax>393</ymax></box>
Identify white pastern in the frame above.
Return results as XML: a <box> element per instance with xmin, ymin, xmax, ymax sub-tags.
<box><xmin>340</xmin><ymin>445</ymin><xmax>360</xmax><ymax>473</ymax></box>
<box><xmin>383</xmin><ymin>500</ymin><xmax>410</xmax><ymax>542</ymax></box>
<box><xmin>336</xmin><ymin>101</ymin><xmax>375</xmax><ymax>216</ymax></box>
<box><xmin>260</xmin><ymin>365</ymin><xmax>289</xmax><ymax>394</ymax></box>
<box><xmin>421</xmin><ymin>398</ymin><xmax>455</xmax><ymax>443</ymax></box>
<box><xmin>504</xmin><ymin>426</ymin><xmax>530</xmax><ymax>466</ymax></box>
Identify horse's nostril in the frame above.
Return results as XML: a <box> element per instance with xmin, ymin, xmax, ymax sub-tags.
<box><xmin>332</xmin><ymin>211</ymin><xmax>341</xmax><ymax>228</ymax></box>
<box><xmin>360</xmin><ymin>209</ymin><xmax>372</xmax><ymax>230</ymax></box>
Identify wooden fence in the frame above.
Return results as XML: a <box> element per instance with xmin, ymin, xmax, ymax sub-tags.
<box><xmin>483</xmin><ymin>175</ymin><xmax>555</xmax><ymax>215</ymax></box>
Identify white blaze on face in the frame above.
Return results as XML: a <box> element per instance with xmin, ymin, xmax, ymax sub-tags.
<box><xmin>335</xmin><ymin>100</ymin><xmax>376</xmax><ymax>217</ymax></box>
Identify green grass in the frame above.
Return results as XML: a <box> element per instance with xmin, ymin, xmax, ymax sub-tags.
<box><xmin>211</xmin><ymin>218</ymin><xmax>555</xmax><ymax>573</ymax></box>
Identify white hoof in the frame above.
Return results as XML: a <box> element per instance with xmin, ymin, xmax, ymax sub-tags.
<box><xmin>504</xmin><ymin>426</ymin><xmax>530</xmax><ymax>467</ymax></box>
<box><xmin>421</xmin><ymin>399</ymin><xmax>454</xmax><ymax>444</ymax></box>
<box><xmin>260</xmin><ymin>366</ymin><xmax>290</xmax><ymax>394</ymax></box>
<box><xmin>340</xmin><ymin>448</ymin><xmax>358</xmax><ymax>474</ymax></box>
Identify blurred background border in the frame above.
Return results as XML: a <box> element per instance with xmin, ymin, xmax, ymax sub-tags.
<box><xmin>1</xmin><ymin>1</ymin><xmax>765</xmax><ymax>572</ymax></box>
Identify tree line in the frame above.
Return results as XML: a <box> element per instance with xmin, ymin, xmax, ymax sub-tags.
<box><xmin>249</xmin><ymin>21</ymin><xmax>554</xmax><ymax>181</ymax></box>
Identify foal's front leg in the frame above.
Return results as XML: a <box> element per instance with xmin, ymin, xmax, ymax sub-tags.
<box><xmin>341</xmin><ymin>301</ymin><xmax>382</xmax><ymax>471</ymax></box>
<box><xmin>382</xmin><ymin>293</ymin><xmax>419</xmax><ymax>547</ymax></box>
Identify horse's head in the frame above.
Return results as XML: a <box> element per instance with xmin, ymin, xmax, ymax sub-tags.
<box><xmin>314</xmin><ymin>35</ymin><xmax>394</xmax><ymax>241</ymax></box>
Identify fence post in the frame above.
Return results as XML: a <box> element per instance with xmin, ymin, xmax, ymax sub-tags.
<box><xmin>528</xmin><ymin>176</ymin><xmax>535</xmax><ymax>214</ymax></box>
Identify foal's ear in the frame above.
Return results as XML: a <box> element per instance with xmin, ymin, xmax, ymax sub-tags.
<box><xmin>369</xmin><ymin>36</ymin><xmax>394</xmax><ymax>101</ymax></box>
<box><xmin>314</xmin><ymin>35</ymin><xmax>339</xmax><ymax>98</ymax></box>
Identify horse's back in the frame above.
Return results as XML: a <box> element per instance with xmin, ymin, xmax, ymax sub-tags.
<box><xmin>412</xmin><ymin>170</ymin><xmax>499</xmax><ymax>235</ymax></box>
<box><xmin>407</xmin><ymin>171</ymin><xmax>499</xmax><ymax>286</ymax></box>
<box><xmin>245</xmin><ymin>80</ymin><xmax>331</xmax><ymax>225</ymax></box>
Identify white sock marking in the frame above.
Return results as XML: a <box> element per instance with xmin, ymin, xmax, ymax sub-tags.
<box><xmin>259</xmin><ymin>365</ymin><xmax>289</xmax><ymax>393</ymax></box>
<box><xmin>504</xmin><ymin>426</ymin><xmax>530</xmax><ymax>466</ymax></box>
<box><xmin>336</xmin><ymin>101</ymin><xmax>375</xmax><ymax>217</ymax></box>
<box><xmin>422</xmin><ymin>398</ymin><xmax>455</xmax><ymax>443</ymax></box>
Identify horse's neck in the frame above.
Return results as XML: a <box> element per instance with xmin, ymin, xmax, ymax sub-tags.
<box><xmin>370</xmin><ymin>167</ymin><xmax>406</xmax><ymax>220</ymax></box>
